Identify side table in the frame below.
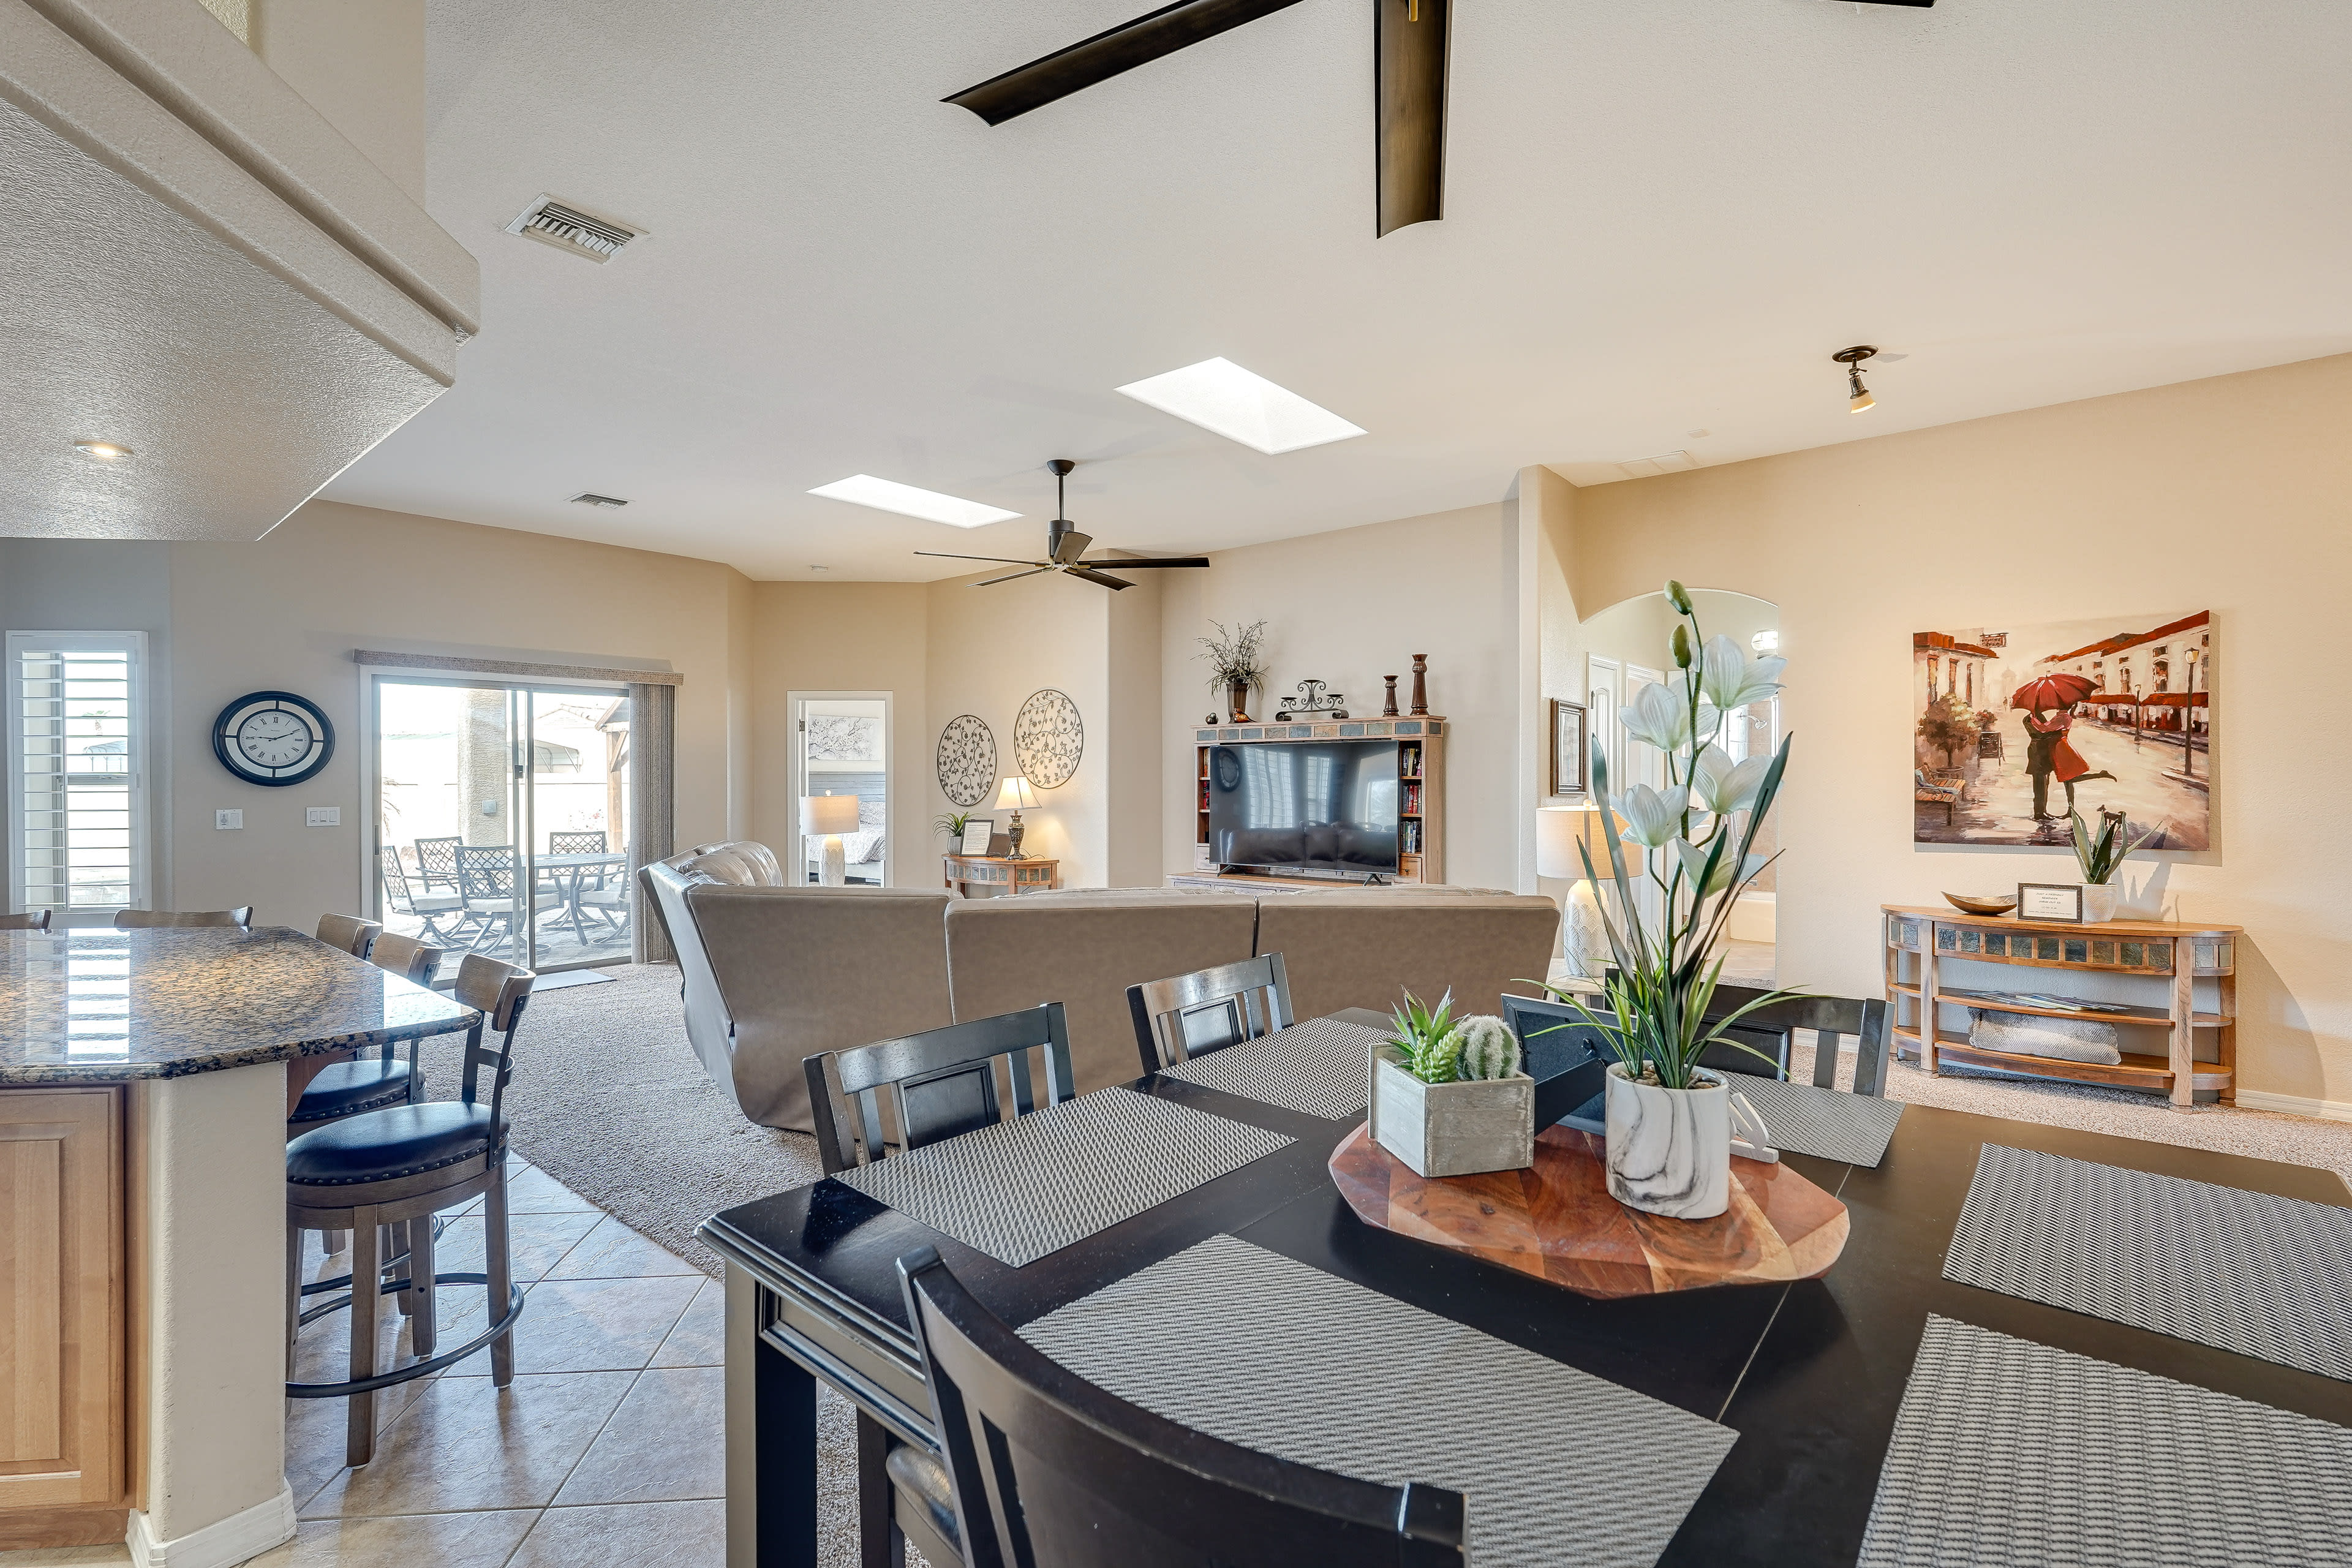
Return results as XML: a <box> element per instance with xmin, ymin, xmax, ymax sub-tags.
<box><xmin>942</xmin><ymin>854</ymin><xmax>1060</xmax><ymax>897</ymax></box>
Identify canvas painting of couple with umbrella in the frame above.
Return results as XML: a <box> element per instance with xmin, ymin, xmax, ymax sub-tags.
<box><xmin>1913</xmin><ymin>612</ymin><xmax>2212</xmax><ymax>848</ymax></box>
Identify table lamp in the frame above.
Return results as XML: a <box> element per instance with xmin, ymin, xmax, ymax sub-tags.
<box><xmin>994</xmin><ymin>775</ymin><xmax>1039</xmax><ymax>859</ymax></box>
<box><xmin>1536</xmin><ymin>802</ymin><xmax>1611</xmax><ymax>979</ymax></box>
<box><xmin>801</xmin><ymin>793</ymin><xmax>861</xmax><ymax>885</ymax></box>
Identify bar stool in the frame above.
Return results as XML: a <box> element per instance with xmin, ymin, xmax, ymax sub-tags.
<box><xmin>294</xmin><ymin>933</ymin><xmax>448</xmax><ymax>1260</ymax></box>
<box><xmin>286</xmin><ymin>954</ymin><xmax>535</xmax><ymax>1465</ymax></box>
<box><xmin>315</xmin><ymin>912</ymin><xmax>382</xmax><ymax>959</ymax></box>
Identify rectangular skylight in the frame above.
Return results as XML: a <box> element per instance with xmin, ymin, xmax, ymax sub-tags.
<box><xmin>1115</xmin><ymin>357</ymin><xmax>1366</xmax><ymax>454</ymax></box>
<box><xmin>807</xmin><ymin>475</ymin><xmax>1020</xmax><ymax>529</ymax></box>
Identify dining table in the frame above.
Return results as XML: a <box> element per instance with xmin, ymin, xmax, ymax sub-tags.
<box><xmin>0</xmin><ymin>924</ymin><xmax>478</xmax><ymax>1555</ymax></box>
<box><xmin>703</xmin><ymin>1008</ymin><xmax>2352</xmax><ymax>1568</ymax></box>
<box><xmin>530</xmin><ymin>851</ymin><xmax>631</xmax><ymax>944</ymax></box>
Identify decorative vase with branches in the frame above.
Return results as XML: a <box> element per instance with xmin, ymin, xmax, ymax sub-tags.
<box><xmin>1197</xmin><ymin>619</ymin><xmax>1269</xmax><ymax>722</ymax></box>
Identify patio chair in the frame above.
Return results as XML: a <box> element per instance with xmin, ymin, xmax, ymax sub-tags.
<box><xmin>548</xmin><ymin>831</ymin><xmax>607</xmax><ymax>856</ymax></box>
<box><xmin>413</xmin><ymin>836</ymin><xmax>462</xmax><ymax>895</ymax></box>
<box><xmin>454</xmin><ymin>845</ymin><xmax>560</xmax><ymax>956</ymax></box>
<box><xmin>380</xmin><ymin>847</ymin><xmax>469</xmax><ymax>946</ymax></box>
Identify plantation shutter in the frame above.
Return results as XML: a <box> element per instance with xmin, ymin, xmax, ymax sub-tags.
<box><xmin>7</xmin><ymin>633</ymin><xmax>148</xmax><ymax>922</ymax></box>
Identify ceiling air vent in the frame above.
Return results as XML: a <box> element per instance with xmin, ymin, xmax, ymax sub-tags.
<box><xmin>569</xmin><ymin>492</ymin><xmax>630</xmax><ymax>509</ymax></box>
<box><xmin>1617</xmin><ymin>450</ymin><xmax>1700</xmax><ymax>480</ymax></box>
<box><xmin>505</xmin><ymin>195</ymin><xmax>643</xmax><ymax>263</ymax></box>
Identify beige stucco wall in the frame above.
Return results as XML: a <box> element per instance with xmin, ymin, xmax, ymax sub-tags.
<box><xmin>1567</xmin><ymin>351</ymin><xmax>2352</xmax><ymax>1111</ymax></box>
<box><xmin>1157</xmin><ymin>500</ymin><xmax>1526</xmax><ymax>891</ymax></box>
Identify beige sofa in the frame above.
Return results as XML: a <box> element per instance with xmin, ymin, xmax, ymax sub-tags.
<box><xmin>649</xmin><ymin>842</ymin><xmax>1561</xmax><ymax>1131</ymax></box>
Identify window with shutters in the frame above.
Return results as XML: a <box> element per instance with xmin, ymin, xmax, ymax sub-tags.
<box><xmin>6</xmin><ymin>632</ymin><xmax>149</xmax><ymax>922</ymax></box>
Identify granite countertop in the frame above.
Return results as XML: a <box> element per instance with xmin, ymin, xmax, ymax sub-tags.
<box><xmin>0</xmin><ymin>926</ymin><xmax>480</xmax><ymax>1085</ymax></box>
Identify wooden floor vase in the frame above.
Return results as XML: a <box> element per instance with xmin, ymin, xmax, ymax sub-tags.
<box><xmin>1328</xmin><ymin>1121</ymin><xmax>1849</xmax><ymax>1300</ymax></box>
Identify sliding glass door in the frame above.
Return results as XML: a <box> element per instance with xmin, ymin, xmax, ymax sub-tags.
<box><xmin>371</xmin><ymin>676</ymin><xmax>633</xmax><ymax>973</ymax></box>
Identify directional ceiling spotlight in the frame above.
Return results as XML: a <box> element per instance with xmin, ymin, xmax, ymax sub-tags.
<box><xmin>1834</xmin><ymin>346</ymin><xmax>1880</xmax><ymax>414</ymax></box>
<box><xmin>913</xmin><ymin>460</ymin><xmax>1212</xmax><ymax>591</ymax></box>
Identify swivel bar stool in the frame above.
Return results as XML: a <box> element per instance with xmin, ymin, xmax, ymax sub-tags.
<box><xmin>285</xmin><ymin>953</ymin><xmax>535</xmax><ymax>1464</ymax></box>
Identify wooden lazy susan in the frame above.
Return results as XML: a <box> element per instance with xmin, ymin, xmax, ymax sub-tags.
<box><xmin>1327</xmin><ymin>1122</ymin><xmax>1849</xmax><ymax>1300</ymax></box>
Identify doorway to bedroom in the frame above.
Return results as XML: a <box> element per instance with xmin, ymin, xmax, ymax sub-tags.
<box><xmin>787</xmin><ymin>693</ymin><xmax>890</xmax><ymax>886</ymax></box>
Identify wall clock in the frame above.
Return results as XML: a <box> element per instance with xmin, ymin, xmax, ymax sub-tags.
<box><xmin>211</xmin><ymin>691</ymin><xmax>334</xmax><ymax>786</ymax></box>
<box><xmin>1014</xmin><ymin>688</ymin><xmax>1083</xmax><ymax>790</ymax></box>
<box><xmin>935</xmin><ymin>714</ymin><xmax>997</xmax><ymax>808</ymax></box>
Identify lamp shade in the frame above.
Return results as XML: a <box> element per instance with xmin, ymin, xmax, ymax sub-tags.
<box><xmin>994</xmin><ymin>775</ymin><xmax>1039</xmax><ymax>811</ymax></box>
<box><xmin>1536</xmin><ymin>802</ymin><xmax>1604</xmax><ymax>881</ymax></box>
<box><xmin>801</xmin><ymin>793</ymin><xmax>861</xmax><ymax>836</ymax></box>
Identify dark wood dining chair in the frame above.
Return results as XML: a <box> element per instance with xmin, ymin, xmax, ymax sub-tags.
<box><xmin>315</xmin><ymin>913</ymin><xmax>381</xmax><ymax>959</ymax></box>
<box><xmin>286</xmin><ymin>953</ymin><xmax>535</xmax><ymax>1465</ymax></box>
<box><xmin>0</xmin><ymin>910</ymin><xmax>51</xmax><ymax>930</ymax></box>
<box><xmin>1127</xmin><ymin>952</ymin><xmax>1294</xmax><ymax>1074</ymax></box>
<box><xmin>1591</xmin><ymin>973</ymin><xmax>1894</xmax><ymax>1097</ymax></box>
<box><xmin>895</xmin><ymin>1245</ymin><xmax>1466</xmax><ymax>1568</ymax></box>
<box><xmin>804</xmin><ymin>1003</ymin><xmax>1076</xmax><ymax>1176</ymax></box>
<box><xmin>114</xmin><ymin>907</ymin><xmax>252</xmax><ymax>929</ymax></box>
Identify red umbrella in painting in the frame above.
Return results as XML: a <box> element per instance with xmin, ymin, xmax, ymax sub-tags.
<box><xmin>2010</xmin><ymin>673</ymin><xmax>2097</xmax><ymax>712</ymax></box>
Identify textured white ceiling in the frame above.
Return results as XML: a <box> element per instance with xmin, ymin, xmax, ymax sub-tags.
<box><xmin>326</xmin><ymin>0</ymin><xmax>2352</xmax><ymax>579</ymax></box>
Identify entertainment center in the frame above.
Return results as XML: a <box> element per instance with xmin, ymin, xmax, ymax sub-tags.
<box><xmin>1184</xmin><ymin>717</ymin><xmax>1447</xmax><ymax>885</ymax></box>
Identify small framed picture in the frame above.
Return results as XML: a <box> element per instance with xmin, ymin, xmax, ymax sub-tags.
<box><xmin>959</xmin><ymin>818</ymin><xmax>995</xmax><ymax>856</ymax></box>
<box><xmin>2016</xmin><ymin>883</ymin><xmax>2085</xmax><ymax>922</ymax></box>
<box><xmin>1550</xmin><ymin>699</ymin><xmax>1589</xmax><ymax>799</ymax></box>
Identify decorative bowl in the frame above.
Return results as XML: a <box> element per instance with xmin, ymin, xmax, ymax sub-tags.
<box><xmin>1943</xmin><ymin>892</ymin><xmax>2019</xmax><ymax>916</ymax></box>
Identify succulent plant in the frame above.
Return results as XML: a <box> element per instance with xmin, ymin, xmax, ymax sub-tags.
<box><xmin>1387</xmin><ymin>989</ymin><xmax>1464</xmax><ymax>1085</ymax></box>
<box><xmin>1455</xmin><ymin>1015</ymin><xmax>1520</xmax><ymax>1081</ymax></box>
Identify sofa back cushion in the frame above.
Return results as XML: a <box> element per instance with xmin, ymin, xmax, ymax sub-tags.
<box><xmin>687</xmin><ymin>884</ymin><xmax>953</xmax><ymax>1129</ymax></box>
<box><xmin>685</xmin><ymin>840</ymin><xmax>786</xmax><ymax>886</ymax></box>
<box><xmin>944</xmin><ymin>894</ymin><xmax>1261</xmax><ymax>1094</ymax></box>
<box><xmin>1253</xmin><ymin>892</ymin><xmax>1562</xmax><ymax>1023</ymax></box>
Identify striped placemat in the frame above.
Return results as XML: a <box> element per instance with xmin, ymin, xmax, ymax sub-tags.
<box><xmin>1733</xmin><ymin>1075</ymin><xmax>1905</xmax><ymax>1167</ymax></box>
<box><xmin>1944</xmin><ymin>1144</ymin><xmax>2352</xmax><ymax>1381</ymax></box>
<box><xmin>1861</xmin><ymin>1315</ymin><xmax>2352</xmax><ymax>1566</ymax></box>
<box><xmin>832</xmin><ymin>1088</ymin><xmax>1292</xmax><ymax>1267</ymax></box>
<box><xmin>1158</xmin><ymin>1016</ymin><xmax>1391</xmax><ymax>1120</ymax></box>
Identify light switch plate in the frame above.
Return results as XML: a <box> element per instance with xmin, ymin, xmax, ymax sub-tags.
<box><xmin>216</xmin><ymin>809</ymin><xmax>243</xmax><ymax>829</ymax></box>
<box><xmin>306</xmin><ymin>807</ymin><xmax>341</xmax><ymax>827</ymax></box>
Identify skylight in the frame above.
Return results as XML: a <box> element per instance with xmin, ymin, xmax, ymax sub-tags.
<box><xmin>1115</xmin><ymin>358</ymin><xmax>1366</xmax><ymax>455</ymax></box>
<box><xmin>807</xmin><ymin>475</ymin><xmax>1020</xmax><ymax>529</ymax></box>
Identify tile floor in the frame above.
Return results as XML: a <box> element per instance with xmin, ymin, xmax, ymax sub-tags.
<box><xmin>1</xmin><ymin>1158</ymin><xmax>726</xmax><ymax>1568</ymax></box>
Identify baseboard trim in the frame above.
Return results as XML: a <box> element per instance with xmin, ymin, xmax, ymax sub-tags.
<box><xmin>127</xmin><ymin>1483</ymin><xmax>295</xmax><ymax>1568</ymax></box>
<box><xmin>2233</xmin><ymin>1088</ymin><xmax>2352</xmax><ymax>1125</ymax></box>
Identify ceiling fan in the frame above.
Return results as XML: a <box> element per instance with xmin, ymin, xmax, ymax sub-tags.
<box><xmin>946</xmin><ymin>1</ymin><xmax>1934</xmax><ymax>239</ymax></box>
<box><xmin>914</xmin><ymin>460</ymin><xmax>1210</xmax><ymax>590</ymax></box>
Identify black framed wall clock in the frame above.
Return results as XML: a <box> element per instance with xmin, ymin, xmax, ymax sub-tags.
<box><xmin>211</xmin><ymin>691</ymin><xmax>335</xmax><ymax>786</ymax></box>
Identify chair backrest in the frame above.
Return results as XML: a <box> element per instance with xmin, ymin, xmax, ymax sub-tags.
<box><xmin>414</xmin><ymin>836</ymin><xmax>461</xmax><ymax>883</ymax></box>
<box><xmin>454</xmin><ymin>844</ymin><xmax>519</xmax><ymax>900</ymax></box>
<box><xmin>805</xmin><ymin>1003</ymin><xmax>1075</xmax><ymax>1174</ymax></box>
<box><xmin>315</xmin><ymin>913</ymin><xmax>381</xmax><ymax>958</ymax></box>
<box><xmin>451</xmin><ymin>954</ymin><xmax>535</xmax><ymax>1157</ymax></box>
<box><xmin>1128</xmin><ymin>952</ymin><xmax>1294</xmax><ymax>1074</ymax></box>
<box><xmin>1593</xmin><ymin>973</ymin><xmax>1893</xmax><ymax>1098</ymax></box>
<box><xmin>368</xmin><ymin>932</ymin><xmax>445</xmax><ymax>987</ymax></box>
<box><xmin>114</xmin><ymin>907</ymin><xmax>252</xmax><ymax>929</ymax></box>
<box><xmin>1499</xmin><ymin>994</ymin><xmax>1613</xmax><ymax>1128</ymax></box>
<box><xmin>897</xmin><ymin>1246</ymin><xmax>1466</xmax><ymax>1568</ymax></box>
<box><xmin>378</xmin><ymin>846</ymin><xmax>418</xmax><ymax>913</ymax></box>
<box><xmin>0</xmin><ymin>910</ymin><xmax>51</xmax><ymax>931</ymax></box>
<box><xmin>549</xmin><ymin>830</ymin><xmax>607</xmax><ymax>856</ymax></box>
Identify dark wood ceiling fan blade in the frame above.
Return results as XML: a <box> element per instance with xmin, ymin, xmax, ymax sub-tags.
<box><xmin>1375</xmin><ymin>0</ymin><xmax>1450</xmax><ymax>237</ymax></box>
<box><xmin>946</xmin><ymin>0</ymin><xmax>1310</xmax><ymax>125</ymax></box>
<box><xmin>914</xmin><ymin>551</ymin><xmax>1049</xmax><ymax>565</ymax></box>
<box><xmin>973</xmin><ymin>567</ymin><xmax>1055</xmax><ymax>587</ymax></box>
<box><xmin>1051</xmin><ymin>529</ymin><xmax>1094</xmax><ymax>565</ymax></box>
<box><xmin>1066</xmin><ymin>567</ymin><xmax>1136</xmax><ymax>591</ymax></box>
<box><xmin>1082</xmin><ymin>556</ymin><xmax>1211</xmax><ymax>568</ymax></box>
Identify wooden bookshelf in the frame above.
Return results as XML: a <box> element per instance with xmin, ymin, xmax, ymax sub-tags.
<box><xmin>1882</xmin><ymin>904</ymin><xmax>2240</xmax><ymax>1108</ymax></box>
<box><xmin>1193</xmin><ymin>718</ymin><xmax>1447</xmax><ymax>884</ymax></box>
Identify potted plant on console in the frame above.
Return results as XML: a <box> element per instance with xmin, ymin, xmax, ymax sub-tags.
<box><xmin>1197</xmin><ymin>619</ymin><xmax>1269</xmax><ymax>724</ymax></box>
<box><xmin>1369</xmin><ymin>992</ymin><xmax>1534</xmax><ymax>1178</ymax></box>
<box><xmin>2071</xmin><ymin>806</ymin><xmax>2154</xmax><ymax>922</ymax></box>
<box><xmin>1541</xmin><ymin>582</ymin><xmax>1796</xmax><ymax>1220</ymax></box>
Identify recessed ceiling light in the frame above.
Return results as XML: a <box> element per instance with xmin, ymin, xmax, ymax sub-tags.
<box><xmin>807</xmin><ymin>475</ymin><xmax>1020</xmax><ymax>529</ymax></box>
<box><xmin>1115</xmin><ymin>358</ymin><xmax>1366</xmax><ymax>455</ymax></box>
<box><xmin>569</xmin><ymin>492</ymin><xmax>630</xmax><ymax>508</ymax></box>
<box><xmin>74</xmin><ymin>440</ymin><xmax>133</xmax><ymax>460</ymax></box>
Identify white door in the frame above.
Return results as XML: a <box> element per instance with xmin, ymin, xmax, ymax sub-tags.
<box><xmin>788</xmin><ymin>693</ymin><xmax>890</xmax><ymax>886</ymax></box>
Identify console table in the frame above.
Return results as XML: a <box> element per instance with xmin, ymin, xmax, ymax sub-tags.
<box><xmin>941</xmin><ymin>854</ymin><xmax>1059</xmax><ymax>897</ymax></box>
<box><xmin>1882</xmin><ymin>905</ymin><xmax>2239</xmax><ymax>1107</ymax></box>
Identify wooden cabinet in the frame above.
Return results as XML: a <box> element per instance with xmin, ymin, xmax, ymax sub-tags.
<box><xmin>0</xmin><ymin>1088</ymin><xmax>124</xmax><ymax>1517</ymax></box>
<box><xmin>1192</xmin><ymin>718</ymin><xmax>1449</xmax><ymax>884</ymax></box>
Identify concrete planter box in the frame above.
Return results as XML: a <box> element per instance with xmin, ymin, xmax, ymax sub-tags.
<box><xmin>1367</xmin><ymin>1046</ymin><xmax>1535</xmax><ymax>1178</ymax></box>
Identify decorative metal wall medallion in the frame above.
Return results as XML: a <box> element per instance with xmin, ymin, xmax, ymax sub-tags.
<box><xmin>1014</xmin><ymin>688</ymin><xmax>1084</xmax><ymax>789</ymax></box>
<box><xmin>936</xmin><ymin>714</ymin><xmax>997</xmax><ymax>806</ymax></box>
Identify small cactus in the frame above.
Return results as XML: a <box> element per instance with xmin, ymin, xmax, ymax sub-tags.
<box><xmin>1455</xmin><ymin>1015</ymin><xmax>1520</xmax><ymax>1081</ymax></box>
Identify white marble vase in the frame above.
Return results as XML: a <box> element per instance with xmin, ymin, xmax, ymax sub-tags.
<box><xmin>2081</xmin><ymin>884</ymin><xmax>2118</xmax><ymax>922</ymax></box>
<box><xmin>1604</xmin><ymin>1064</ymin><xmax>1732</xmax><ymax>1219</ymax></box>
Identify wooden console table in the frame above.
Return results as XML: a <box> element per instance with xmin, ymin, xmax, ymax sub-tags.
<box><xmin>942</xmin><ymin>854</ymin><xmax>1059</xmax><ymax>897</ymax></box>
<box><xmin>1882</xmin><ymin>904</ymin><xmax>2239</xmax><ymax>1107</ymax></box>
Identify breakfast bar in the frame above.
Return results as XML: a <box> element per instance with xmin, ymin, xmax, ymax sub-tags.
<box><xmin>0</xmin><ymin>926</ymin><xmax>475</xmax><ymax>1558</ymax></box>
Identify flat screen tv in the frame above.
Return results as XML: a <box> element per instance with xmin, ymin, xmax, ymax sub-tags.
<box><xmin>1205</xmin><ymin>739</ymin><xmax>1400</xmax><ymax>877</ymax></box>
